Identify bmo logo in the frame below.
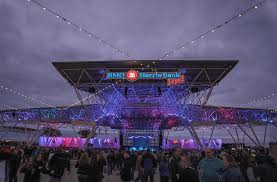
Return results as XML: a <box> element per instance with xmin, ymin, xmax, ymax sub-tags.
<box><xmin>126</xmin><ymin>70</ymin><xmax>139</xmax><ymax>82</ymax></box>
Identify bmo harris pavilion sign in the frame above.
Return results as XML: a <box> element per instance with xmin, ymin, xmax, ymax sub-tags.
<box><xmin>106</xmin><ymin>70</ymin><xmax>181</xmax><ymax>82</ymax></box>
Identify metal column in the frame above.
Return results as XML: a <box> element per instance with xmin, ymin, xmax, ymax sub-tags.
<box><xmin>238</xmin><ymin>124</ymin><xmax>258</xmax><ymax>146</ymax></box>
<box><xmin>208</xmin><ymin>123</ymin><xmax>216</xmax><ymax>147</ymax></box>
<box><xmin>248</xmin><ymin>122</ymin><xmax>261</xmax><ymax>146</ymax></box>
<box><xmin>227</xmin><ymin>128</ymin><xmax>238</xmax><ymax>146</ymax></box>
<box><xmin>263</xmin><ymin>123</ymin><xmax>268</xmax><ymax>147</ymax></box>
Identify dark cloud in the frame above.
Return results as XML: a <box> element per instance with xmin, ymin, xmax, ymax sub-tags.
<box><xmin>0</xmin><ymin>0</ymin><xmax>276</xmax><ymax>110</ymax></box>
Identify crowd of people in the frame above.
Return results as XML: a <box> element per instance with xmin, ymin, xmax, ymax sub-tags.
<box><xmin>0</xmin><ymin>143</ymin><xmax>276</xmax><ymax>182</ymax></box>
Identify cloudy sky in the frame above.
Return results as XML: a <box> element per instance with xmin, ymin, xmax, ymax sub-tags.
<box><xmin>0</xmin><ymin>0</ymin><xmax>276</xmax><ymax>110</ymax></box>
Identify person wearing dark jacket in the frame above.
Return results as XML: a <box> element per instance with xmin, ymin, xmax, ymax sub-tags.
<box><xmin>120</xmin><ymin>152</ymin><xmax>133</xmax><ymax>182</ymax></box>
<box><xmin>107</xmin><ymin>151</ymin><xmax>114</xmax><ymax>175</ymax></box>
<box><xmin>8</xmin><ymin>149</ymin><xmax>21</xmax><ymax>182</ymax></box>
<box><xmin>169</xmin><ymin>148</ymin><xmax>182</xmax><ymax>182</ymax></box>
<box><xmin>48</xmin><ymin>148</ymin><xmax>70</xmax><ymax>182</ymax></box>
<box><xmin>97</xmin><ymin>152</ymin><xmax>106</xmax><ymax>182</ymax></box>
<box><xmin>31</xmin><ymin>154</ymin><xmax>45</xmax><ymax>182</ymax></box>
<box><xmin>86</xmin><ymin>152</ymin><xmax>102</xmax><ymax>182</ymax></box>
<box><xmin>178</xmin><ymin>155</ymin><xmax>199</xmax><ymax>182</ymax></box>
<box><xmin>140</xmin><ymin>150</ymin><xmax>157</xmax><ymax>182</ymax></box>
<box><xmin>19</xmin><ymin>158</ymin><xmax>33</xmax><ymax>182</ymax></box>
<box><xmin>220</xmin><ymin>154</ymin><xmax>245</xmax><ymax>182</ymax></box>
<box><xmin>75</xmin><ymin>152</ymin><xmax>90</xmax><ymax>182</ymax></box>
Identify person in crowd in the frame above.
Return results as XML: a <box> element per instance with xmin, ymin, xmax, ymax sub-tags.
<box><xmin>219</xmin><ymin>153</ymin><xmax>245</xmax><ymax>182</ymax></box>
<box><xmin>115</xmin><ymin>151</ymin><xmax>124</xmax><ymax>170</ymax></box>
<box><xmin>75</xmin><ymin>152</ymin><xmax>90</xmax><ymax>182</ymax></box>
<box><xmin>8</xmin><ymin>147</ymin><xmax>21</xmax><ymax>182</ymax></box>
<box><xmin>178</xmin><ymin>154</ymin><xmax>199</xmax><ymax>182</ymax></box>
<box><xmin>87</xmin><ymin>152</ymin><xmax>102</xmax><ymax>182</ymax></box>
<box><xmin>141</xmin><ymin>149</ymin><xmax>157</xmax><ymax>182</ymax></box>
<box><xmin>48</xmin><ymin>146</ymin><xmax>70</xmax><ymax>182</ymax></box>
<box><xmin>19</xmin><ymin>157</ymin><xmax>33</xmax><ymax>182</ymax></box>
<box><xmin>107</xmin><ymin>150</ymin><xmax>114</xmax><ymax>175</ymax></box>
<box><xmin>135</xmin><ymin>152</ymin><xmax>143</xmax><ymax>182</ymax></box>
<box><xmin>159</xmin><ymin>155</ymin><xmax>169</xmax><ymax>182</ymax></box>
<box><xmin>254</xmin><ymin>148</ymin><xmax>277</xmax><ymax>182</ymax></box>
<box><xmin>198</xmin><ymin>148</ymin><xmax>224</xmax><ymax>182</ymax></box>
<box><xmin>130</xmin><ymin>151</ymin><xmax>137</xmax><ymax>180</ymax></box>
<box><xmin>190</xmin><ymin>152</ymin><xmax>200</xmax><ymax>170</ymax></box>
<box><xmin>169</xmin><ymin>147</ymin><xmax>182</xmax><ymax>182</ymax></box>
<box><xmin>97</xmin><ymin>152</ymin><xmax>106</xmax><ymax>182</ymax></box>
<box><xmin>120</xmin><ymin>151</ymin><xmax>133</xmax><ymax>182</ymax></box>
<box><xmin>31</xmin><ymin>154</ymin><xmax>45</xmax><ymax>182</ymax></box>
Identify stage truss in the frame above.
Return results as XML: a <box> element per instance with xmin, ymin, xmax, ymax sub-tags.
<box><xmin>1</xmin><ymin>60</ymin><xmax>276</xmax><ymax>149</ymax></box>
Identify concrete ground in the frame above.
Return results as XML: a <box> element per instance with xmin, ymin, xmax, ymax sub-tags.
<box><xmin>0</xmin><ymin>160</ymin><xmax>162</xmax><ymax>182</ymax></box>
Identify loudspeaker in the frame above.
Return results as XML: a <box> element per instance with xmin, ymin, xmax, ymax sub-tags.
<box><xmin>89</xmin><ymin>87</ymin><xmax>96</xmax><ymax>93</ymax></box>
<box><xmin>119</xmin><ymin>132</ymin><xmax>123</xmax><ymax>149</ymax></box>
<box><xmin>159</xmin><ymin>133</ymin><xmax>163</xmax><ymax>147</ymax></box>
<box><xmin>124</xmin><ymin>87</ymin><xmax>128</xmax><ymax>96</ymax></box>
<box><xmin>158</xmin><ymin>87</ymin><xmax>161</xmax><ymax>96</ymax></box>
<box><xmin>190</xmin><ymin>87</ymin><xmax>199</xmax><ymax>93</ymax></box>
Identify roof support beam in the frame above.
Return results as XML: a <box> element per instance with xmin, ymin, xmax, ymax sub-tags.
<box><xmin>227</xmin><ymin>128</ymin><xmax>238</xmax><ymax>147</ymax></box>
<box><xmin>248</xmin><ymin>122</ymin><xmax>261</xmax><ymax>146</ymax></box>
<box><xmin>237</xmin><ymin>124</ymin><xmax>258</xmax><ymax>146</ymax></box>
<box><xmin>263</xmin><ymin>123</ymin><xmax>268</xmax><ymax>147</ymax></box>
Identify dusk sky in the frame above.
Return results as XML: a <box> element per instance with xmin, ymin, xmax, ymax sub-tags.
<box><xmin>0</xmin><ymin>0</ymin><xmax>276</xmax><ymax>110</ymax></box>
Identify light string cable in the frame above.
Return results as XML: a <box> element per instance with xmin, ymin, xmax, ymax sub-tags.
<box><xmin>1</xmin><ymin>104</ymin><xmax>18</xmax><ymax>111</ymax></box>
<box><xmin>156</xmin><ymin>0</ymin><xmax>266</xmax><ymax>60</ymax></box>
<box><xmin>239</xmin><ymin>90</ymin><xmax>277</xmax><ymax>107</ymax></box>
<box><xmin>0</xmin><ymin>84</ymin><xmax>54</xmax><ymax>108</ymax></box>
<box><xmin>0</xmin><ymin>83</ymin><xmax>117</xmax><ymax>110</ymax></box>
<box><xmin>26</xmin><ymin>0</ymin><xmax>135</xmax><ymax>60</ymax></box>
<box><xmin>207</xmin><ymin>90</ymin><xmax>277</xmax><ymax>109</ymax></box>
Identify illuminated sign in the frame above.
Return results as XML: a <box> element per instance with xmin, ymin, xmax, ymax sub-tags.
<box><xmin>106</xmin><ymin>70</ymin><xmax>181</xmax><ymax>81</ymax></box>
<box><xmin>126</xmin><ymin>70</ymin><xmax>139</xmax><ymax>82</ymax></box>
<box><xmin>167</xmin><ymin>75</ymin><xmax>185</xmax><ymax>86</ymax></box>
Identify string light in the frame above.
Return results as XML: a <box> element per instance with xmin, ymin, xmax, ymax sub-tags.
<box><xmin>0</xmin><ymin>84</ymin><xmax>54</xmax><ymax>108</ymax></box>
<box><xmin>25</xmin><ymin>0</ymin><xmax>135</xmax><ymax>60</ymax></box>
<box><xmin>157</xmin><ymin>0</ymin><xmax>266</xmax><ymax>60</ymax></box>
<box><xmin>0</xmin><ymin>82</ymin><xmax>119</xmax><ymax>111</ymax></box>
<box><xmin>239</xmin><ymin>91</ymin><xmax>277</xmax><ymax>107</ymax></box>
<box><xmin>209</xmin><ymin>90</ymin><xmax>277</xmax><ymax>109</ymax></box>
